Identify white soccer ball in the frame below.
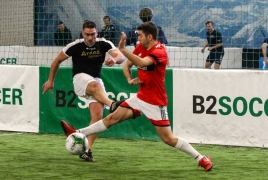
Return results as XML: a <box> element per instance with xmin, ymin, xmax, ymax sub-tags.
<box><xmin>65</xmin><ymin>132</ymin><xmax>88</xmax><ymax>155</ymax></box>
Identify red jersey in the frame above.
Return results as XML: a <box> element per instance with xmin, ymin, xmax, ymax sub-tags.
<box><xmin>133</xmin><ymin>41</ymin><xmax>168</xmax><ymax>106</ymax></box>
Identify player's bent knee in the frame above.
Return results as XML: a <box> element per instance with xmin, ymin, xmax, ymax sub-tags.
<box><xmin>86</xmin><ymin>81</ymin><xmax>101</xmax><ymax>94</ymax></box>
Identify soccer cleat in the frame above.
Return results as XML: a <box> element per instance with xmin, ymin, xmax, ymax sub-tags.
<box><xmin>61</xmin><ymin>120</ymin><xmax>76</xmax><ymax>137</ymax></box>
<box><xmin>79</xmin><ymin>150</ymin><xmax>95</xmax><ymax>162</ymax></box>
<box><xmin>109</xmin><ymin>100</ymin><xmax>125</xmax><ymax>113</ymax></box>
<box><xmin>198</xmin><ymin>156</ymin><xmax>213</xmax><ymax>171</ymax></box>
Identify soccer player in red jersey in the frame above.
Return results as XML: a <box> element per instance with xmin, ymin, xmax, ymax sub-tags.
<box><xmin>61</xmin><ymin>22</ymin><xmax>213</xmax><ymax>171</ymax></box>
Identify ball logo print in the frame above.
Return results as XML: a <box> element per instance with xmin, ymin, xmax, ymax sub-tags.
<box><xmin>65</xmin><ymin>132</ymin><xmax>88</xmax><ymax>155</ymax></box>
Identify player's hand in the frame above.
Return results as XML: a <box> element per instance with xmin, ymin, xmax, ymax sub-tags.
<box><xmin>167</xmin><ymin>60</ymin><xmax>170</xmax><ymax>67</ymax></box>
<box><xmin>265</xmin><ymin>59</ymin><xmax>268</xmax><ymax>65</ymax></box>
<box><xmin>128</xmin><ymin>78</ymin><xmax>143</xmax><ymax>85</ymax></box>
<box><xmin>118</xmin><ymin>32</ymin><xmax>127</xmax><ymax>50</ymax></box>
<box><xmin>104</xmin><ymin>58</ymin><xmax>116</xmax><ymax>67</ymax></box>
<box><xmin>208</xmin><ymin>47</ymin><xmax>213</xmax><ymax>51</ymax></box>
<box><xmin>42</xmin><ymin>80</ymin><xmax>54</xmax><ymax>94</ymax></box>
<box><xmin>201</xmin><ymin>48</ymin><xmax>205</xmax><ymax>53</ymax></box>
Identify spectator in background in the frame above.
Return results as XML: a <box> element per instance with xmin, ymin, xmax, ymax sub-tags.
<box><xmin>54</xmin><ymin>21</ymin><xmax>73</xmax><ymax>46</ymax></box>
<box><xmin>261</xmin><ymin>38</ymin><xmax>268</xmax><ymax>65</ymax></box>
<box><xmin>201</xmin><ymin>21</ymin><xmax>224</xmax><ymax>69</ymax></box>
<box><xmin>126</xmin><ymin>7</ymin><xmax>168</xmax><ymax>47</ymax></box>
<box><xmin>99</xmin><ymin>15</ymin><xmax>116</xmax><ymax>44</ymax></box>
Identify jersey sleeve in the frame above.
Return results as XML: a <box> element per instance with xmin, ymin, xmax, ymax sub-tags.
<box><xmin>263</xmin><ymin>38</ymin><xmax>268</xmax><ymax>44</ymax></box>
<box><xmin>148</xmin><ymin>47</ymin><xmax>167</xmax><ymax>66</ymax></box>
<box><xmin>216</xmin><ymin>32</ymin><xmax>223</xmax><ymax>44</ymax></box>
<box><xmin>102</xmin><ymin>39</ymin><xmax>117</xmax><ymax>53</ymax></box>
<box><xmin>157</xmin><ymin>26</ymin><xmax>168</xmax><ymax>44</ymax></box>
<box><xmin>63</xmin><ymin>41</ymin><xmax>77</xmax><ymax>57</ymax></box>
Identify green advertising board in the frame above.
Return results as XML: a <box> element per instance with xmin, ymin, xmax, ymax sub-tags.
<box><xmin>39</xmin><ymin>67</ymin><xmax>173</xmax><ymax>141</ymax></box>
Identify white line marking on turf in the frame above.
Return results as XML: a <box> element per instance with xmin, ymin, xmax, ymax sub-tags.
<box><xmin>0</xmin><ymin>133</ymin><xmax>22</xmax><ymax>136</ymax></box>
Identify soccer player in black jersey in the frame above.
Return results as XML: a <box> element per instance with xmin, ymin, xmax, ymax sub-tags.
<box><xmin>42</xmin><ymin>21</ymin><xmax>125</xmax><ymax>162</ymax></box>
<box><xmin>201</xmin><ymin>21</ymin><xmax>224</xmax><ymax>69</ymax></box>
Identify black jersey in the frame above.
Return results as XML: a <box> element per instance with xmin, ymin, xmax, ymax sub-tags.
<box><xmin>206</xmin><ymin>30</ymin><xmax>224</xmax><ymax>53</ymax></box>
<box><xmin>63</xmin><ymin>38</ymin><xmax>116</xmax><ymax>77</ymax></box>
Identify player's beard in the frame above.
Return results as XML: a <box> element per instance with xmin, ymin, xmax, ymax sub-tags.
<box><xmin>207</xmin><ymin>28</ymin><xmax>213</xmax><ymax>33</ymax></box>
<box><xmin>85</xmin><ymin>39</ymin><xmax>95</xmax><ymax>46</ymax></box>
<box><xmin>141</xmin><ymin>40</ymin><xmax>150</xmax><ymax>49</ymax></box>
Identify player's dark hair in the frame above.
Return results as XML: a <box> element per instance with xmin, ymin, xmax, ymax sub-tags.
<box><xmin>103</xmin><ymin>15</ymin><xmax>110</xmax><ymax>21</ymax></box>
<box><xmin>83</xmin><ymin>21</ymin><xmax>96</xmax><ymax>29</ymax></box>
<box><xmin>58</xmin><ymin>21</ymin><xmax>64</xmax><ymax>25</ymax></box>
<box><xmin>206</xmin><ymin>21</ymin><xmax>214</xmax><ymax>26</ymax></box>
<box><xmin>137</xmin><ymin>21</ymin><xmax>158</xmax><ymax>40</ymax></box>
<box><xmin>139</xmin><ymin>7</ymin><xmax>153</xmax><ymax>22</ymax></box>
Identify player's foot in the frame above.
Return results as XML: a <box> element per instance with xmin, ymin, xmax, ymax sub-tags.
<box><xmin>198</xmin><ymin>156</ymin><xmax>213</xmax><ymax>171</ymax></box>
<box><xmin>61</xmin><ymin>120</ymin><xmax>76</xmax><ymax>137</ymax></box>
<box><xmin>79</xmin><ymin>150</ymin><xmax>95</xmax><ymax>162</ymax></box>
<box><xmin>109</xmin><ymin>100</ymin><xmax>125</xmax><ymax>113</ymax></box>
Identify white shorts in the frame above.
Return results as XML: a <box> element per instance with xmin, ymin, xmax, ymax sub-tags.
<box><xmin>122</xmin><ymin>95</ymin><xmax>170</xmax><ymax>126</ymax></box>
<box><xmin>73</xmin><ymin>73</ymin><xmax>107</xmax><ymax>104</ymax></box>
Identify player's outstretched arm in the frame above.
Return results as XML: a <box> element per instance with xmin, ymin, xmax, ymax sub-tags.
<box><xmin>123</xmin><ymin>59</ymin><xmax>134</xmax><ymax>83</ymax></box>
<box><xmin>262</xmin><ymin>43</ymin><xmax>268</xmax><ymax>62</ymax></box>
<box><xmin>118</xmin><ymin>32</ymin><xmax>153</xmax><ymax>67</ymax></box>
<box><xmin>104</xmin><ymin>49</ymin><xmax>125</xmax><ymax>67</ymax></box>
<box><xmin>123</xmin><ymin>59</ymin><xmax>143</xmax><ymax>85</ymax></box>
<box><xmin>42</xmin><ymin>51</ymin><xmax>68</xmax><ymax>94</ymax></box>
<box><xmin>201</xmin><ymin>41</ymin><xmax>208</xmax><ymax>53</ymax></box>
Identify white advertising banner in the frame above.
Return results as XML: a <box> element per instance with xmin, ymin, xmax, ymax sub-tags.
<box><xmin>0</xmin><ymin>46</ymin><xmax>35</xmax><ymax>65</ymax></box>
<box><xmin>0</xmin><ymin>65</ymin><xmax>39</xmax><ymax>132</ymax></box>
<box><xmin>173</xmin><ymin>69</ymin><xmax>268</xmax><ymax>147</ymax></box>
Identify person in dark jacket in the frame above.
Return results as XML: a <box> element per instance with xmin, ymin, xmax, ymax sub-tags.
<box><xmin>126</xmin><ymin>7</ymin><xmax>168</xmax><ymax>47</ymax></box>
<box><xmin>99</xmin><ymin>16</ymin><xmax>116</xmax><ymax>44</ymax></box>
<box><xmin>54</xmin><ymin>21</ymin><xmax>73</xmax><ymax>46</ymax></box>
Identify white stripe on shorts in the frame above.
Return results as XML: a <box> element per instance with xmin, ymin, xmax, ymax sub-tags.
<box><xmin>125</xmin><ymin>95</ymin><xmax>169</xmax><ymax>121</ymax></box>
<box><xmin>73</xmin><ymin>73</ymin><xmax>107</xmax><ymax>104</ymax></box>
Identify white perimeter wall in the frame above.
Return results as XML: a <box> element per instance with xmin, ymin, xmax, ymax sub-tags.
<box><xmin>0</xmin><ymin>66</ymin><xmax>268</xmax><ymax>147</ymax></box>
<box><xmin>0</xmin><ymin>65</ymin><xmax>39</xmax><ymax>133</ymax></box>
<box><xmin>173</xmin><ymin>69</ymin><xmax>268</xmax><ymax>147</ymax></box>
<box><xmin>0</xmin><ymin>46</ymin><xmax>242</xmax><ymax>68</ymax></box>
